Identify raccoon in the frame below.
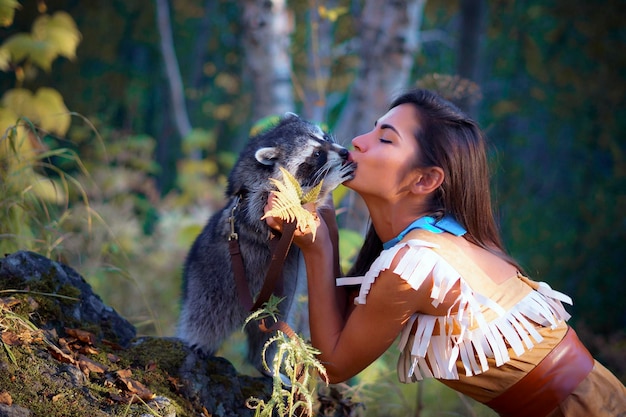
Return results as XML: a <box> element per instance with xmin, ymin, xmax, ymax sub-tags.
<box><xmin>177</xmin><ymin>113</ymin><xmax>355</xmax><ymax>373</ymax></box>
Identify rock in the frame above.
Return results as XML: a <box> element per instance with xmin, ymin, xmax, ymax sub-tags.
<box><xmin>0</xmin><ymin>251</ymin><xmax>136</xmax><ymax>346</ymax></box>
<box><xmin>0</xmin><ymin>404</ymin><xmax>32</xmax><ymax>417</ymax></box>
<box><xmin>0</xmin><ymin>251</ymin><xmax>274</xmax><ymax>417</ymax></box>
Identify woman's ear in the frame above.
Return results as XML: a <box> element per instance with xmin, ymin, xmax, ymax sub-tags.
<box><xmin>412</xmin><ymin>167</ymin><xmax>444</xmax><ymax>194</ymax></box>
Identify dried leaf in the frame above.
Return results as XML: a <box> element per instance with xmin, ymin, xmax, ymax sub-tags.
<box><xmin>102</xmin><ymin>339</ymin><xmax>124</xmax><ymax>350</ymax></box>
<box><xmin>167</xmin><ymin>376</ymin><xmax>183</xmax><ymax>393</ymax></box>
<box><xmin>107</xmin><ymin>353</ymin><xmax>120</xmax><ymax>363</ymax></box>
<box><xmin>57</xmin><ymin>337</ymin><xmax>72</xmax><ymax>354</ymax></box>
<box><xmin>64</xmin><ymin>328</ymin><xmax>96</xmax><ymax>345</ymax></box>
<box><xmin>79</xmin><ymin>345</ymin><xmax>99</xmax><ymax>355</ymax></box>
<box><xmin>0</xmin><ymin>391</ymin><xmax>12</xmax><ymax>406</ymax></box>
<box><xmin>47</xmin><ymin>344</ymin><xmax>75</xmax><ymax>364</ymax></box>
<box><xmin>1</xmin><ymin>331</ymin><xmax>21</xmax><ymax>346</ymax></box>
<box><xmin>78</xmin><ymin>354</ymin><xmax>108</xmax><ymax>375</ymax></box>
<box><xmin>145</xmin><ymin>361</ymin><xmax>157</xmax><ymax>372</ymax></box>
<box><xmin>115</xmin><ymin>369</ymin><xmax>155</xmax><ymax>401</ymax></box>
<box><xmin>51</xmin><ymin>393</ymin><xmax>66</xmax><ymax>402</ymax></box>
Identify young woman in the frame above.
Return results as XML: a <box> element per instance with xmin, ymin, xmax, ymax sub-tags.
<box><xmin>265</xmin><ymin>88</ymin><xmax>626</xmax><ymax>416</ymax></box>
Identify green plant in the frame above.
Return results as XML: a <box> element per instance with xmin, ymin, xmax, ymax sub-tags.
<box><xmin>244</xmin><ymin>296</ymin><xmax>328</xmax><ymax>417</ymax></box>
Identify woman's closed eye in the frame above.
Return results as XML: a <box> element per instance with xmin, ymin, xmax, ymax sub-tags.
<box><xmin>379</xmin><ymin>138</ymin><xmax>392</xmax><ymax>144</ymax></box>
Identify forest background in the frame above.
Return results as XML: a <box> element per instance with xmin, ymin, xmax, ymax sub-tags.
<box><xmin>0</xmin><ymin>0</ymin><xmax>624</xmax><ymax>416</ymax></box>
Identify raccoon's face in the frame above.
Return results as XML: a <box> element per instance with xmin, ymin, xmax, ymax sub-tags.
<box><xmin>229</xmin><ymin>113</ymin><xmax>355</xmax><ymax>203</ymax></box>
<box><xmin>253</xmin><ymin>114</ymin><xmax>355</xmax><ymax>200</ymax></box>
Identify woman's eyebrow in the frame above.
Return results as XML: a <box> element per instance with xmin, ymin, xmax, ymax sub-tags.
<box><xmin>379</xmin><ymin>123</ymin><xmax>400</xmax><ymax>136</ymax></box>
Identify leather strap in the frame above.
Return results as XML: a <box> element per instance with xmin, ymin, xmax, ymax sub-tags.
<box><xmin>229</xmin><ymin>219</ymin><xmax>297</xmax><ymax>311</ymax></box>
<box><xmin>251</xmin><ymin>220</ymin><xmax>297</xmax><ymax>311</ymax></box>
<box><xmin>229</xmin><ymin>238</ymin><xmax>254</xmax><ymax>310</ymax></box>
<box><xmin>486</xmin><ymin>327</ymin><xmax>594</xmax><ymax>417</ymax></box>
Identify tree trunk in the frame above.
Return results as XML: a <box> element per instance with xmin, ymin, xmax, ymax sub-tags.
<box><xmin>334</xmin><ymin>0</ymin><xmax>426</xmax><ymax>232</ymax></box>
<box><xmin>456</xmin><ymin>0</ymin><xmax>486</xmax><ymax>117</ymax></box>
<box><xmin>154</xmin><ymin>0</ymin><xmax>193</xmax><ymax>140</ymax></box>
<box><xmin>186</xmin><ymin>0</ymin><xmax>215</xmax><ymax>120</ymax></box>
<box><xmin>302</xmin><ymin>0</ymin><xmax>337</xmax><ymax>124</ymax></box>
<box><xmin>241</xmin><ymin>0</ymin><xmax>295</xmax><ymax>122</ymax></box>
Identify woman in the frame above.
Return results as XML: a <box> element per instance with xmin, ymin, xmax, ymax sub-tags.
<box><xmin>265</xmin><ymin>88</ymin><xmax>626</xmax><ymax>416</ymax></box>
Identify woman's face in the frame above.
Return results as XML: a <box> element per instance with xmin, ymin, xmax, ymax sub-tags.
<box><xmin>345</xmin><ymin>103</ymin><xmax>422</xmax><ymax>199</ymax></box>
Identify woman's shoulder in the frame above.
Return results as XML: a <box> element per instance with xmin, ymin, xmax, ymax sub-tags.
<box><xmin>402</xmin><ymin>229</ymin><xmax>519</xmax><ymax>286</ymax></box>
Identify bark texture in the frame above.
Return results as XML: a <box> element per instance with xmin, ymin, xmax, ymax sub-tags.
<box><xmin>334</xmin><ymin>0</ymin><xmax>426</xmax><ymax>233</ymax></box>
<box><xmin>241</xmin><ymin>0</ymin><xmax>295</xmax><ymax>122</ymax></box>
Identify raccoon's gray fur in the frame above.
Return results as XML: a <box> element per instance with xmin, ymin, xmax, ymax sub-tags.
<box><xmin>177</xmin><ymin>113</ymin><xmax>355</xmax><ymax>373</ymax></box>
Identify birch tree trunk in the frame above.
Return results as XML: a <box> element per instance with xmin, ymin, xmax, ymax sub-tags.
<box><xmin>334</xmin><ymin>0</ymin><xmax>426</xmax><ymax>232</ymax></box>
<box><xmin>241</xmin><ymin>0</ymin><xmax>295</xmax><ymax>122</ymax></box>
<box><xmin>302</xmin><ymin>0</ymin><xmax>337</xmax><ymax>123</ymax></box>
<box><xmin>333</xmin><ymin>0</ymin><xmax>425</xmax><ymax>144</ymax></box>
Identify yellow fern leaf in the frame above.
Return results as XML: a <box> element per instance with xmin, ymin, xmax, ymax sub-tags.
<box><xmin>301</xmin><ymin>180</ymin><xmax>323</xmax><ymax>204</ymax></box>
<box><xmin>261</xmin><ymin>167</ymin><xmax>320</xmax><ymax>241</ymax></box>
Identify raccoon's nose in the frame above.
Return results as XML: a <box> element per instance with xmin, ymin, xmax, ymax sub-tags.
<box><xmin>338</xmin><ymin>147</ymin><xmax>349</xmax><ymax>160</ymax></box>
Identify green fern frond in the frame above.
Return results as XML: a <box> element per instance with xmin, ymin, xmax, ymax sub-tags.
<box><xmin>246</xmin><ymin>295</ymin><xmax>328</xmax><ymax>417</ymax></box>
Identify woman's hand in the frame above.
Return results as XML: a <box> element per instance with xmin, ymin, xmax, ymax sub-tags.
<box><xmin>263</xmin><ymin>193</ymin><xmax>332</xmax><ymax>251</ymax></box>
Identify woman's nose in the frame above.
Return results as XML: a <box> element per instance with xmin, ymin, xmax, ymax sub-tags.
<box><xmin>351</xmin><ymin>134</ymin><xmax>365</xmax><ymax>152</ymax></box>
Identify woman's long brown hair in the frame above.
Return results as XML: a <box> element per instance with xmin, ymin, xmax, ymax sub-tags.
<box><xmin>348</xmin><ymin>88</ymin><xmax>522</xmax><ymax>276</ymax></box>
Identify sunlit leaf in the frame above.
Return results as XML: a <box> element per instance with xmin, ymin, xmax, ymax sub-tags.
<box><xmin>0</xmin><ymin>0</ymin><xmax>20</xmax><ymax>28</ymax></box>
<box><xmin>32</xmin><ymin>11</ymin><xmax>81</xmax><ymax>60</ymax></box>
<box><xmin>182</xmin><ymin>128</ymin><xmax>215</xmax><ymax>154</ymax></box>
<box><xmin>2</xmin><ymin>88</ymin><xmax>33</xmax><ymax>116</ymax></box>
<box><xmin>32</xmin><ymin>87</ymin><xmax>71</xmax><ymax>135</ymax></box>
<box><xmin>2</xmin><ymin>87</ymin><xmax>71</xmax><ymax>135</ymax></box>
<box><xmin>249</xmin><ymin>115</ymin><xmax>280</xmax><ymax>137</ymax></box>
<box><xmin>1</xmin><ymin>33</ymin><xmax>57</xmax><ymax>71</ymax></box>
<box><xmin>0</xmin><ymin>106</ymin><xmax>20</xmax><ymax>138</ymax></box>
<box><xmin>214</xmin><ymin>72</ymin><xmax>239</xmax><ymax>94</ymax></box>
<box><xmin>178</xmin><ymin>159</ymin><xmax>219</xmax><ymax>177</ymax></box>
<box><xmin>318</xmin><ymin>5</ymin><xmax>348</xmax><ymax>22</ymax></box>
<box><xmin>213</xmin><ymin>103</ymin><xmax>232</xmax><ymax>120</ymax></box>
<box><xmin>0</xmin><ymin>46</ymin><xmax>10</xmax><ymax>71</ymax></box>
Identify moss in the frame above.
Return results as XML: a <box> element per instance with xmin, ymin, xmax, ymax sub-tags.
<box><xmin>239</xmin><ymin>377</ymin><xmax>272</xmax><ymax>400</ymax></box>
<box><xmin>125</xmin><ymin>337</ymin><xmax>188</xmax><ymax>374</ymax></box>
<box><xmin>0</xmin><ymin>345</ymin><xmax>110</xmax><ymax>417</ymax></box>
<box><xmin>208</xmin><ymin>372</ymin><xmax>234</xmax><ymax>391</ymax></box>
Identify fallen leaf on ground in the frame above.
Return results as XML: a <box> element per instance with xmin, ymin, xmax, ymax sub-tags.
<box><xmin>114</xmin><ymin>369</ymin><xmax>155</xmax><ymax>401</ymax></box>
<box><xmin>78</xmin><ymin>354</ymin><xmax>108</xmax><ymax>375</ymax></box>
<box><xmin>65</xmin><ymin>328</ymin><xmax>97</xmax><ymax>345</ymax></box>
<box><xmin>0</xmin><ymin>391</ymin><xmax>12</xmax><ymax>405</ymax></box>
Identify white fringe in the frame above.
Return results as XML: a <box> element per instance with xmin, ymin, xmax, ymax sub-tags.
<box><xmin>336</xmin><ymin>239</ymin><xmax>573</xmax><ymax>382</ymax></box>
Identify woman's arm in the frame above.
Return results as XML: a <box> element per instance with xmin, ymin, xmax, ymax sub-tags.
<box><xmin>299</xmin><ymin>232</ymin><xmax>424</xmax><ymax>383</ymax></box>
<box><xmin>265</xmin><ymin>198</ymin><xmax>427</xmax><ymax>383</ymax></box>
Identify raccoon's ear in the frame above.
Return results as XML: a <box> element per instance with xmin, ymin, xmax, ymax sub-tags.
<box><xmin>255</xmin><ymin>147</ymin><xmax>279</xmax><ymax>166</ymax></box>
<box><xmin>283</xmin><ymin>112</ymin><xmax>299</xmax><ymax>120</ymax></box>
